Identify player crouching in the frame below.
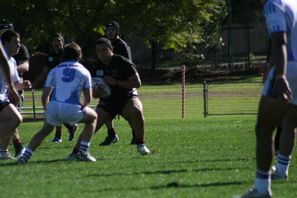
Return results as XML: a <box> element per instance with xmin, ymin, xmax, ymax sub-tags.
<box><xmin>17</xmin><ymin>43</ymin><xmax>97</xmax><ymax>163</ymax></box>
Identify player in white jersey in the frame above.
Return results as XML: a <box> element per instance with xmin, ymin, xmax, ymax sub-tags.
<box><xmin>0</xmin><ymin>30</ymin><xmax>31</xmax><ymax>159</ymax></box>
<box><xmin>17</xmin><ymin>43</ymin><xmax>97</xmax><ymax>163</ymax></box>
<box><xmin>241</xmin><ymin>0</ymin><xmax>297</xmax><ymax>197</ymax></box>
<box><xmin>0</xmin><ymin>38</ymin><xmax>21</xmax><ymax>160</ymax></box>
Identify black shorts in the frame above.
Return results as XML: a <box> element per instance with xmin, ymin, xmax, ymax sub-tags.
<box><xmin>97</xmin><ymin>95</ymin><xmax>138</xmax><ymax>118</ymax></box>
<box><xmin>0</xmin><ymin>100</ymin><xmax>10</xmax><ymax>112</ymax></box>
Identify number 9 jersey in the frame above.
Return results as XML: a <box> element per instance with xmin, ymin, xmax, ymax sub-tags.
<box><xmin>44</xmin><ymin>61</ymin><xmax>92</xmax><ymax>105</ymax></box>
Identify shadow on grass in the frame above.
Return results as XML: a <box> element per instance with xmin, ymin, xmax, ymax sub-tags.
<box><xmin>151</xmin><ymin>181</ymin><xmax>247</xmax><ymax>189</ymax></box>
<box><xmin>87</xmin><ymin>180</ymin><xmax>248</xmax><ymax>193</ymax></box>
<box><xmin>0</xmin><ymin>158</ymin><xmax>67</xmax><ymax>166</ymax></box>
<box><xmin>165</xmin><ymin>157</ymin><xmax>253</xmax><ymax>165</ymax></box>
<box><xmin>0</xmin><ymin>156</ymin><xmax>112</xmax><ymax>166</ymax></box>
<box><xmin>88</xmin><ymin>166</ymin><xmax>249</xmax><ymax>178</ymax></box>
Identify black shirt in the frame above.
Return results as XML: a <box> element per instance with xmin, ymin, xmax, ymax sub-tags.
<box><xmin>89</xmin><ymin>55</ymin><xmax>138</xmax><ymax>100</ymax></box>
<box><xmin>47</xmin><ymin>50</ymin><xmax>63</xmax><ymax>69</ymax></box>
<box><xmin>112</xmin><ymin>38</ymin><xmax>132</xmax><ymax>61</ymax></box>
<box><xmin>13</xmin><ymin>44</ymin><xmax>30</xmax><ymax>68</ymax></box>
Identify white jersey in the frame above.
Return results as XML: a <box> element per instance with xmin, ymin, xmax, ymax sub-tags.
<box><xmin>264</xmin><ymin>0</ymin><xmax>297</xmax><ymax>61</ymax></box>
<box><xmin>0</xmin><ymin>56</ymin><xmax>20</xmax><ymax>101</ymax></box>
<box><xmin>44</xmin><ymin>61</ymin><xmax>92</xmax><ymax>105</ymax></box>
<box><xmin>263</xmin><ymin>0</ymin><xmax>297</xmax><ymax>105</ymax></box>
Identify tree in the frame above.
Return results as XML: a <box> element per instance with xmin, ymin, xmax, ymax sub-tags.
<box><xmin>0</xmin><ymin>0</ymin><xmax>227</xmax><ymax>70</ymax></box>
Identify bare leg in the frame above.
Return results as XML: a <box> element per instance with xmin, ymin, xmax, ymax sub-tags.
<box><xmin>53</xmin><ymin>126</ymin><xmax>62</xmax><ymax>141</ymax></box>
<box><xmin>27</xmin><ymin>122</ymin><xmax>55</xmax><ymax>152</ymax></box>
<box><xmin>255</xmin><ymin>96</ymin><xmax>289</xmax><ymax>172</ymax></box>
<box><xmin>105</xmin><ymin>121</ymin><xmax>115</xmax><ymax>136</ymax></box>
<box><xmin>122</xmin><ymin>98</ymin><xmax>145</xmax><ymax>144</ymax></box>
<box><xmin>271</xmin><ymin>107</ymin><xmax>297</xmax><ymax>178</ymax></box>
<box><xmin>71</xmin><ymin>107</ymin><xmax>100</xmax><ymax>154</ymax></box>
<box><xmin>0</xmin><ymin>104</ymin><xmax>22</xmax><ymax>151</ymax></box>
<box><xmin>279</xmin><ymin>107</ymin><xmax>297</xmax><ymax>156</ymax></box>
<box><xmin>11</xmin><ymin>129</ymin><xmax>24</xmax><ymax>157</ymax></box>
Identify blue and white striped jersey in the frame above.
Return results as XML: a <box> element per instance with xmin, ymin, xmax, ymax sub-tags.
<box><xmin>44</xmin><ymin>61</ymin><xmax>92</xmax><ymax>105</ymax></box>
<box><xmin>264</xmin><ymin>0</ymin><xmax>297</xmax><ymax>61</ymax></box>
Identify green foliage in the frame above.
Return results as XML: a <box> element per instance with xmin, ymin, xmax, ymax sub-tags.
<box><xmin>0</xmin><ymin>0</ymin><xmax>227</xmax><ymax>55</ymax></box>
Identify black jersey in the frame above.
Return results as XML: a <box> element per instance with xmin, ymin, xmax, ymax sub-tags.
<box><xmin>112</xmin><ymin>38</ymin><xmax>132</xmax><ymax>61</ymax></box>
<box><xmin>13</xmin><ymin>44</ymin><xmax>30</xmax><ymax>65</ymax></box>
<box><xmin>47</xmin><ymin>50</ymin><xmax>63</xmax><ymax>69</ymax></box>
<box><xmin>89</xmin><ymin>54</ymin><xmax>138</xmax><ymax>100</ymax></box>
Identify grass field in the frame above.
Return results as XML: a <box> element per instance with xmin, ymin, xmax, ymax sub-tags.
<box><xmin>1</xmin><ymin>76</ymin><xmax>297</xmax><ymax>198</ymax></box>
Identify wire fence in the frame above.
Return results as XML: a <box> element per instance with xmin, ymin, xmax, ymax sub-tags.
<box><xmin>20</xmin><ymin>80</ymin><xmax>262</xmax><ymax>121</ymax></box>
<box><xmin>202</xmin><ymin>80</ymin><xmax>263</xmax><ymax>117</ymax></box>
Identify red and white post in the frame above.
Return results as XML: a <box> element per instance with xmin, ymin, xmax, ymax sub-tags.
<box><xmin>181</xmin><ymin>65</ymin><xmax>186</xmax><ymax>118</ymax></box>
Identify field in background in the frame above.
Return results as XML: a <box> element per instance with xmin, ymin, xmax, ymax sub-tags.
<box><xmin>21</xmin><ymin>76</ymin><xmax>263</xmax><ymax>120</ymax></box>
<box><xmin>1</xmin><ymin>76</ymin><xmax>297</xmax><ymax>198</ymax></box>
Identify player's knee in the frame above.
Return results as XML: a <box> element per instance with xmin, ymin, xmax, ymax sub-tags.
<box><xmin>130</xmin><ymin>103</ymin><xmax>143</xmax><ymax>115</ymax></box>
<box><xmin>255</xmin><ymin>123</ymin><xmax>273</xmax><ymax>140</ymax></box>
<box><xmin>14</xmin><ymin>114</ymin><xmax>23</xmax><ymax>127</ymax></box>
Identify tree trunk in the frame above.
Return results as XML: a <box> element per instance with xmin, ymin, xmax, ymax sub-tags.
<box><xmin>150</xmin><ymin>40</ymin><xmax>157</xmax><ymax>71</ymax></box>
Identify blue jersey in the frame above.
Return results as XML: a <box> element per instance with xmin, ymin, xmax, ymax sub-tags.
<box><xmin>44</xmin><ymin>61</ymin><xmax>92</xmax><ymax>105</ymax></box>
<box><xmin>264</xmin><ymin>0</ymin><xmax>297</xmax><ymax>61</ymax></box>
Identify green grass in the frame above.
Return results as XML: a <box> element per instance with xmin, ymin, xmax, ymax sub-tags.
<box><xmin>1</xmin><ymin>76</ymin><xmax>297</xmax><ymax>197</ymax></box>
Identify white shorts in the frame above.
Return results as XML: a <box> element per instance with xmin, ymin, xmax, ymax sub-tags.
<box><xmin>263</xmin><ymin>62</ymin><xmax>297</xmax><ymax>105</ymax></box>
<box><xmin>45</xmin><ymin>101</ymin><xmax>85</xmax><ymax>126</ymax></box>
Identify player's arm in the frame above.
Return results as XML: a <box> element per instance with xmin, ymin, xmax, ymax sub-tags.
<box><xmin>17</xmin><ymin>59</ymin><xmax>29</xmax><ymax>75</ymax></box>
<box><xmin>15</xmin><ymin>80</ymin><xmax>32</xmax><ymax>91</ymax></box>
<box><xmin>104</xmin><ymin>72</ymin><xmax>141</xmax><ymax>89</ymax></box>
<box><xmin>16</xmin><ymin>45</ymin><xmax>30</xmax><ymax>75</ymax></box>
<box><xmin>33</xmin><ymin>66</ymin><xmax>50</xmax><ymax>88</ymax></box>
<box><xmin>82</xmin><ymin>88</ymin><xmax>91</xmax><ymax>106</ymax></box>
<box><xmin>270</xmin><ymin>32</ymin><xmax>287</xmax><ymax>78</ymax></box>
<box><xmin>119</xmin><ymin>44</ymin><xmax>132</xmax><ymax>61</ymax></box>
<box><xmin>92</xmin><ymin>86</ymin><xmax>103</xmax><ymax>98</ymax></box>
<box><xmin>270</xmin><ymin>32</ymin><xmax>292</xmax><ymax>101</ymax></box>
<box><xmin>41</xmin><ymin>87</ymin><xmax>52</xmax><ymax>109</ymax></box>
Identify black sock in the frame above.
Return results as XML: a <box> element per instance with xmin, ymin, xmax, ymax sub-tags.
<box><xmin>107</xmin><ymin>128</ymin><xmax>116</xmax><ymax>137</ymax></box>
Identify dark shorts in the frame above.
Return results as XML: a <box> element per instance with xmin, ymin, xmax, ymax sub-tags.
<box><xmin>97</xmin><ymin>95</ymin><xmax>138</xmax><ymax>118</ymax></box>
<box><xmin>0</xmin><ymin>100</ymin><xmax>10</xmax><ymax>112</ymax></box>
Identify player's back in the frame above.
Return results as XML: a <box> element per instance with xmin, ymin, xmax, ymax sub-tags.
<box><xmin>264</xmin><ymin>0</ymin><xmax>297</xmax><ymax>61</ymax></box>
<box><xmin>46</xmin><ymin>61</ymin><xmax>91</xmax><ymax>104</ymax></box>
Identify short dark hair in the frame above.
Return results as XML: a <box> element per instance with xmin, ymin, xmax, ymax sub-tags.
<box><xmin>96</xmin><ymin>38</ymin><xmax>113</xmax><ymax>48</ymax></box>
<box><xmin>0</xmin><ymin>19</ymin><xmax>14</xmax><ymax>30</ymax></box>
<box><xmin>1</xmin><ymin>30</ymin><xmax>19</xmax><ymax>43</ymax></box>
<box><xmin>52</xmin><ymin>32</ymin><xmax>64</xmax><ymax>43</ymax></box>
<box><xmin>62</xmin><ymin>42</ymin><xmax>82</xmax><ymax>61</ymax></box>
<box><xmin>105</xmin><ymin>21</ymin><xmax>120</xmax><ymax>32</ymax></box>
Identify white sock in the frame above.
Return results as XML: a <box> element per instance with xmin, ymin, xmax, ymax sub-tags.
<box><xmin>254</xmin><ymin>170</ymin><xmax>271</xmax><ymax>193</ymax></box>
<box><xmin>21</xmin><ymin>148</ymin><xmax>33</xmax><ymax>161</ymax></box>
<box><xmin>0</xmin><ymin>149</ymin><xmax>8</xmax><ymax>155</ymax></box>
<box><xmin>79</xmin><ymin>141</ymin><xmax>90</xmax><ymax>152</ymax></box>
<box><xmin>277</xmin><ymin>154</ymin><xmax>291</xmax><ymax>175</ymax></box>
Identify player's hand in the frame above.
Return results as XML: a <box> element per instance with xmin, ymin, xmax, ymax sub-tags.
<box><xmin>8</xmin><ymin>85</ymin><xmax>20</xmax><ymax>104</ymax></box>
<box><xmin>92</xmin><ymin>85</ymin><xmax>105</xmax><ymax>98</ymax></box>
<box><xmin>272</xmin><ymin>75</ymin><xmax>292</xmax><ymax>102</ymax></box>
<box><xmin>23</xmin><ymin>80</ymin><xmax>32</xmax><ymax>89</ymax></box>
